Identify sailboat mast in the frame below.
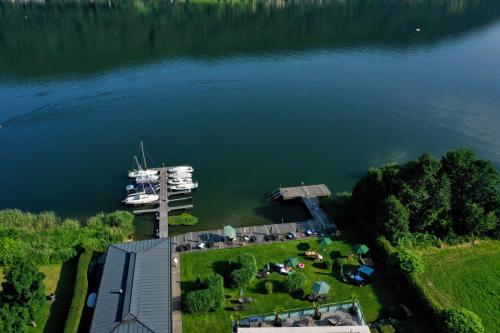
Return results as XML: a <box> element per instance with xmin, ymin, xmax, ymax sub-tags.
<box><xmin>134</xmin><ymin>156</ymin><xmax>142</xmax><ymax>170</ymax></box>
<box><xmin>141</xmin><ymin>141</ymin><xmax>147</xmax><ymax>169</ymax></box>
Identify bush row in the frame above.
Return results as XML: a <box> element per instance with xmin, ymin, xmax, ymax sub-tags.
<box><xmin>375</xmin><ymin>236</ymin><xmax>484</xmax><ymax>333</ymax></box>
<box><xmin>63</xmin><ymin>250</ymin><xmax>94</xmax><ymax>333</ymax></box>
<box><xmin>183</xmin><ymin>274</ymin><xmax>224</xmax><ymax>313</ymax></box>
<box><xmin>231</xmin><ymin>253</ymin><xmax>257</xmax><ymax>287</ymax></box>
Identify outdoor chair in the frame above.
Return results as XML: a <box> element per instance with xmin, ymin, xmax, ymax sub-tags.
<box><xmin>233</xmin><ymin>304</ymin><xmax>248</xmax><ymax>311</ymax></box>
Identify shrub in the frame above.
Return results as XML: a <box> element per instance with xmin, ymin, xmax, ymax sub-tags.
<box><xmin>440</xmin><ymin>308</ymin><xmax>484</xmax><ymax>333</ymax></box>
<box><xmin>265</xmin><ymin>281</ymin><xmax>273</xmax><ymax>295</ymax></box>
<box><xmin>390</xmin><ymin>249</ymin><xmax>424</xmax><ymax>279</ymax></box>
<box><xmin>183</xmin><ymin>274</ymin><xmax>224</xmax><ymax>313</ymax></box>
<box><xmin>231</xmin><ymin>253</ymin><xmax>257</xmax><ymax>287</ymax></box>
<box><xmin>284</xmin><ymin>271</ymin><xmax>307</xmax><ymax>294</ymax></box>
<box><xmin>169</xmin><ymin>213</ymin><xmax>199</xmax><ymax>226</ymax></box>
<box><xmin>378</xmin><ymin>324</ymin><xmax>396</xmax><ymax>333</ymax></box>
<box><xmin>64</xmin><ymin>250</ymin><xmax>93</xmax><ymax>333</ymax></box>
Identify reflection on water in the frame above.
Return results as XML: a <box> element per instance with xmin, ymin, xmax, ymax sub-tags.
<box><xmin>0</xmin><ymin>0</ymin><xmax>500</xmax><ymax>236</ymax></box>
<box><xmin>1</xmin><ymin>0</ymin><xmax>500</xmax><ymax>77</ymax></box>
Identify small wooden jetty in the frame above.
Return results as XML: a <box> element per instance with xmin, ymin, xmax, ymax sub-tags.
<box><xmin>132</xmin><ymin>167</ymin><xmax>193</xmax><ymax>238</ymax></box>
<box><xmin>268</xmin><ymin>184</ymin><xmax>331</xmax><ymax>201</ymax></box>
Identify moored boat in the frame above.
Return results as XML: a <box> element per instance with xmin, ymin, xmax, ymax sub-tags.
<box><xmin>122</xmin><ymin>193</ymin><xmax>159</xmax><ymax>205</ymax></box>
<box><xmin>167</xmin><ymin>165</ymin><xmax>193</xmax><ymax>173</ymax></box>
<box><xmin>136</xmin><ymin>174</ymin><xmax>160</xmax><ymax>183</ymax></box>
<box><xmin>169</xmin><ymin>182</ymin><xmax>198</xmax><ymax>191</ymax></box>
<box><xmin>168</xmin><ymin>178</ymin><xmax>192</xmax><ymax>185</ymax></box>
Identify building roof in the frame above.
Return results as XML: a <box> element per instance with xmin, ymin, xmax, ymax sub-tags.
<box><xmin>90</xmin><ymin>238</ymin><xmax>172</xmax><ymax>333</ymax></box>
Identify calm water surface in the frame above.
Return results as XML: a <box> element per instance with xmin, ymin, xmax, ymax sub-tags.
<box><xmin>1</xmin><ymin>0</ymin><xmax>500</xmax><ymax>236</ymax></box>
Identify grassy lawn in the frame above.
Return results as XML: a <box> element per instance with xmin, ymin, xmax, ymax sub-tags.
<box><xmin>416</xmin><ymin>239</ymin><xmax>500</xmax><ymax>333</ymax></box>
<box><xmin>181</xmin><ymin>231</ymin><xmax>421</xmax><ymax>333</ymax></box>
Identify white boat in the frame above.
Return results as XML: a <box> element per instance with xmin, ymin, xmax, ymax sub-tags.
<box><xmin>136</xmin><ymin>174</ymin><xmax>160</xmax><ymax>183</ymax></box>
<box><xmin>122</xmin><ymin>194</ymin><xmax>159</xmax><ymax>205</ymax></box>
<box><xmin>128</xmin><ymin>142</ymin><xmax>158</xmax><ymax>178</ymax></box>
<box><xmin>169</xmin><ymin>182</ymin><xmax>198</xmax><ymax>191</ymax></box>
<box><xmin>168</xmin><ymin>172</ymin><xmax>192</xmax><ymax>179</ymax></box>
<box><xmin>168</xmin><ymin>178</ymin><xmax>192</xmax><ymax>185</ymax></box>
<box><xmin>167</xmin><ymin>165</ymin><xmax>194</xmax><ymax>173</ymax></box>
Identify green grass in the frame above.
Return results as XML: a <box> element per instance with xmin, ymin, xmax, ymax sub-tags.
<box><xmin>416</xmin><ymin>239</ymin><xmax>500</xmax><ymax>333</ymax></box>
<box><xmin>181</xmin><ymin>232</ymin><xmax>415</xmax><ymax>333</ymax></box>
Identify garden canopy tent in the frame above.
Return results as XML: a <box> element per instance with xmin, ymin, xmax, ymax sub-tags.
<box><xmin>358</xmin><ymin>265</ymin><xmax>375</xmax><ymax>276</ymax></box>
<box><xmin>319</xmin><ymin>237</ymin><xmax>333</xmax><ymax>249</ymax></box>
<box><xmin>224</xmin><ymin>225</ymin><xmax>237</xmax><ymax>239</ymax></box>
<box><xmin>312</xmin><ymin>281</ymin><xmax>330</xmax><ymax>295</ymax></box>
<box><xmin>285</xmin><ymin>257</ymin><xmax>300</xmax><ymax>267</ymax></box>
<box><xmin>354</xmin><ymin>244</ymin><xmax>369</xmax><ymax>255</ymax></box>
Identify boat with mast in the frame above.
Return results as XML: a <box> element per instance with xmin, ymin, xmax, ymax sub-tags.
<box><xmin>128</xmin><ymin>141</ymin><xmax>158</xmax><ymax>178</ymax></box>
<box><xmin>122</xmin><ymin>193</ymin><xmax>159</xmax><ymax>205</ymax></box>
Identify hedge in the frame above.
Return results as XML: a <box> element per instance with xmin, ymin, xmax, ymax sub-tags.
<box><xmin>63</xmin><ymin>250</ymin><xmax>93</xmax><ymax>333</ymax></box>
<box><xmin>183</xmin><ymin>274</ymin><xmax>224</xmax><ymax>313</ymax></box>
<box><xmin>231</xmin><ymin>253</ymin><xmax>257</xmax><ymax>287</ymax></box>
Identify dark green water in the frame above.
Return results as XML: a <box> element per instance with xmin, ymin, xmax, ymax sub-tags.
<box><xmin>1</xmin><ymin>0</ymin><xmax>500</xmax><ymax>237</ymax></box>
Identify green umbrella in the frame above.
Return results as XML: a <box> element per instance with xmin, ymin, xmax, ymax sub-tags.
<box><xmin>312</xmin><ymin>281</ymin><xmax>330</xmax><ymax>295</ymax></box>
<box><xmin>354</xmin><ymin>244</ymin><xmax>369</xmax><ymax>255</ymax></box>
<box><xmin>285</xmin><ymin>257</ymin><xmax>300</xmax><ymax>267</ymax></box>
<box><xmin>224</xmin><ymin>225</ymin><xmax>237</xmax><ymax>239</ymax></box>
<box><xmin>318</xmin><ymin>237</ymin><xmax>333</xmax><ymax>249</ymax></box>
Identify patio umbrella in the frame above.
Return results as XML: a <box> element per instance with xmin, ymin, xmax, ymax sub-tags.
<box><xmin>312</xmin><ymin>281</ymin><xmax>330</xmax><ymax>295</ymax></box>
<box><xmin>354</xmin><ymin>244</ymin><xmax>369</xmax><ymax>255</ymax></box>
<box><xmin>224</xmin><ymin>226</ymin><xmax>237</xmax><ymax>239</ymax></box>
<box><xmin>318</xmin><ymin>237</ymin><xmax>333</xmax><ymax>249</ymax></box>
<box><xmin>285</xmin><ymin>257</ymin><xmax>300</xmax><ymax>267</ymax></box>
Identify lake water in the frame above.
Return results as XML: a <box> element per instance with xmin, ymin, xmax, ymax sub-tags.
<box><xmin>1</xmin><ymin>0</ymin><xmax>500</xmax><ymax>237</ymax></box>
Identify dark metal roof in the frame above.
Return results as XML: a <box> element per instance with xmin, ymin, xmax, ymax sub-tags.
<box><xmin>90</xmin><ymin>238</ymin><xmax>172</xmax><ymax>333</ymax></box>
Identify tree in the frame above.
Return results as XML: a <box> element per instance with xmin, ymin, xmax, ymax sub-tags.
<box><xmin>283</xmin><ymin>271</ymin><xmax>307</xmax><ymax>294</ymax></box>
<box><xmin>440</xmin><ymin>307</ymin><xmax>484</xmax><ymax>333</ymax></box>
<box><xmin>0</xmin><ymin>260</ymin><xmax>46</xmax><ymax>332</ymax></box>
<box><xmin>377</xmin><ymin>195</ymin><xmax>410</xmax><ymax>246</ymax></box>
<box><xmin>390</xmin><ymin>249</ymin><xmax>424</xmax><ymax>279</ymax></box>
<box><xmin>265</xmin><ymin>281</ymin><xmax>273</xmax><ymax>295</ymax></box>
<box><xmin>441</xmin><ymin>149</ymin><xmax>500</xmax><ymax>231</ymax></box>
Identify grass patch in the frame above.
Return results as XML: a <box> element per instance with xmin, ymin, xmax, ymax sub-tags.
<box><xmin>169</xmin><ymin>213</ymin><xmax>199</xmax><ymax>226</ymax></box>
<box><xmin>416</xmin><ymin>239</ymin><xmax>500</xmax><ymax>333</ymax></box>
<box><xmin>181</xmin><ymin>230</ymin><xmax>427</xmax><ymax>333</ymax></box>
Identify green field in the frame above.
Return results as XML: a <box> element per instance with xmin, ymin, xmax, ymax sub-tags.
<box><xmin>416</xmin><ymin>240</ymin><xmax>500</xmax><ymax>333</ymax></box>
<box><xmin>1</xmin><ymin>262</ymin><xmax>77</xmax><ymax>333</ymax></box>
<box><xmin>181</xmin><ymin>232</ymin><xmax>427</xmax><ymax>333</ymax></box>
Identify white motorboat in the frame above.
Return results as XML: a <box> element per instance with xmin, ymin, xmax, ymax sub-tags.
<box><xmin>167</xmin><ymin>165</ymin><xmax>194</xmax><ymax>173</ymax></box>
<box><xmin>122</xmin><ymin>194</ymin><xmax>159</xmax><ymax>205</ymax></box>
<box><xmin>128</xmin><ymin>142</ymin><xmax>158</xmax><ymax>178</ymax></box>
<box><xmin>169</xmin><ymin>182</ymin><xmax>198</xmax><ymax>191</ymax></box>
<box><xmin>168</xmin><ymin>172</ymin><xmax>192</xmax><ymax>179</ymax></box>
<box><xmin>136</xmin><ymin>174</ymin><xmax>160</xmax><ymax>183</ymax></box>
<box><xmin>168</xmin><ymin>178</ymin><xmax>192</xmax><ymax>185</ymax></box>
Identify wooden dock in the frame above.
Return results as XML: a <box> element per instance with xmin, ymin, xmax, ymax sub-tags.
<box><xmin>170</xmin><ymin>219</ymin><xmax>333</xmax><ymax>252</ymax></box>
<box><xmin>270</xmin><ymin>184</ymin><xmax>331</xmax><ymax>200</ymax></box>
<box><xmin>132</xmin><ymin>167</ymin><xmax>194</xmax><ymax>239</ymax></box>
<box><xmin>158</xmin><ymin>168</ymin><xmax>169</xmax><ymax>238</ymax></box>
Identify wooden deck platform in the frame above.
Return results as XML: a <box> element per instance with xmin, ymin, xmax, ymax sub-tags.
<box><xmin>273</xmin><ymin>184</ymin><xmax>331</xmax><ymax>200</ymax></box>
<box><xmin>170</xmin><ymin>219</ymin><xmax>333</xmax><ymax>252</ymax></box>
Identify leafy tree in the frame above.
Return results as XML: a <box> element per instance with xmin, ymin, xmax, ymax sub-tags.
<box><xmin>283</xmin><ymin>271</ymin><xmax>307</xmax><ymax>294</ymax></box>
<box><xmin>377</xmin><ymin>195</ymin><xmax>410</xmax><ymax>246</ymax></box>
<box><xmin>183</xmin><ymin>274</ymin><xmax>224</xmax><ymax>313</ymax></box>
<box><xmin>1</xmin><ymin>260</ymin><xmax>46</xmax><ymax>328</ymax></box>
<box><xmin>440</xmin><ymin>307</ymin><xmax>484</xmax><ymax>333</ymax></box>
<box><xmin>231</xmin><ymin>253</ymin><xmax>257</xmax><ymax>287</ymax></box>
<box><xmin>390</xmin><ymin>249</ymin><xmax>424</xmax><ymax>279</ymax></box>
<box><xmin>0</xmin><ymin>303</ymin><xmax>30</xmax><ymax>333</ymax></box>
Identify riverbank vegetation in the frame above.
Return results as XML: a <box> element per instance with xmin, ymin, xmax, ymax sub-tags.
<box><xmin>0</xmin><ymin>209</ymin><xmax>134</xmax><ymax>332</ymax></box>
<box><xmin>326</xmin><ymin>148</ymin><xmax>499</xmax><ymax>333</ymax></box>
<box><xmin>169</xmin><ymin>213</ymin><xmax>199</xmax><ymax>226</ymax></box>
